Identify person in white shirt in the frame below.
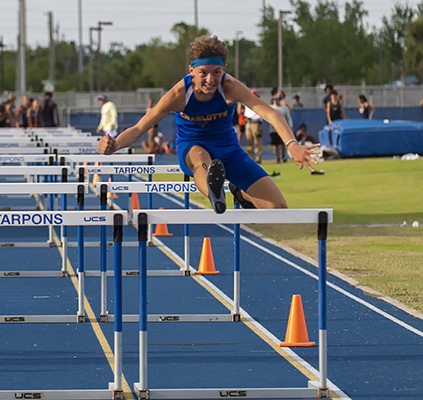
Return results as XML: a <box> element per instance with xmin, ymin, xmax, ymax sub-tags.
<box><xmin>243</xmin><ymin>90</ymin><xmax>263</xmax><ymax>163</ymax></box>
<box><xmin>97</xmin><ymin>95</ymin><xmax>118</xmax><ymax>138</ymax></box>
<box><xmin>270</xmin><ymin>96</ymin><xmax>293</xmax><ymax>163</ymax></box>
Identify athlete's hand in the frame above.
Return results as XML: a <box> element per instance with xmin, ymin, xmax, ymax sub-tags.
<box><xmin>289</xmin><ymin>143</ymin><xmax>320</xmax><ymax>172</ymax></box>
<box><xmin>98</xmin><ymin>134</ymin><xmax>119</xmax><ymax>155</ymax></box>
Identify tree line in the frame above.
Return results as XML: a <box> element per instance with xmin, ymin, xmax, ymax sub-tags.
<box><xmin>1</xmin><ymin>0</ymin><xmax>423</xmax><ymax>93</ymax></box>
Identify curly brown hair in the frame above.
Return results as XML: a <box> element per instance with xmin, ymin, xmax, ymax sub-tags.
<box><xmin>189</xmin><ymin>35</ymin><xmax>228</xmax><ymax>62</ymax></box>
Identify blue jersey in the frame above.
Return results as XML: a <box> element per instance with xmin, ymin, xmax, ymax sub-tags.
<box><xmin>175</xmin><ymin>74</ymin><xmax>238</xmax><ymax>146</ymax></box>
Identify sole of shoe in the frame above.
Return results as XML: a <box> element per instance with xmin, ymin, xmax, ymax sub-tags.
<box><xmin>207</xmin><ymin>159</ymin><xmax>226</xmax><ymax>214</ymax></box>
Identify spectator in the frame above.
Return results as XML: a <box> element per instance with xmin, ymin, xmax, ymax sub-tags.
<box><xmin>270</xmin><ymin>95</ymin><xmax>293</xmax><ymax>163</ymax></box>
<box><xmin>326</xmin><ymin>90</ymin><xmax>345</xmax><ymax>124</ymax></box>
<box><xmin>97</xmin><ymin>95</ymin><xmax>118</xmax><ymax>137</ymax></box>
<box><xmin>295</xmin><ymin>124</ymin><xmax>319</xmax><ymax>145</ymax></box>
<box><xmin>38</xmin><ymin>92</ymin><xmax>60</xmax><ymax>127</ymax></box>
<box><xmin>0</xmin><ymin>103</ymin><xmax>10</xmax><ymax>127</ymax></box>
<box><xmin>244</xmin><ymin>89</ymin><xmax>263</xmax><ymax>163</ymax></box>
<box><xmin>27</xmin><ymin>98</ymin><xmax>40</xmax><ymax>128</ymax></box>
<box><xmin>6</xmin><ymin>94</ymin><xmax>17</xmax><ymax>127</ymax></box>
<box><xmin>15</xmin><ymin>94</ymin><xmax>31</xmax><ymax>128</ymax></box>
<box><xmin>142</xmin><ymin>131</ymin><xmax>172</xmax><ymax>154</ymax></box>
<box><xmin>323</xmin><ymin>85</ymin><xmax>333</xmax><ymax>110</ymax></box>
<box><xmin>278</xmin><ymin>90</ymin><xmax>292</xmax><ymax>114</ymax></box>
<box><xmin>358</xmin><ymin>94</ymin><xmax>375</xmax><ymax>119</ymax></box>
<box><xmin>292</xmin><ymin>95</ymin><xmax>303</xmax><ymax>108</ymax></box>
<box><xmin>237</xmin><ymin>103</ymin><xmax>246</xmax><ymax>143</ymax></box>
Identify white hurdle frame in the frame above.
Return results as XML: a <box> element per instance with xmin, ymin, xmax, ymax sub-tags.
<box><xmin>132</xmin><ymin>209</ymin><xmax>333</xmax><ymax>399</ymax></box>
<box><xmin>0</xmin><ymin>182</ymin><xmax>88</xmax><ymax>277</ymax></box>
<box><xmin>0</xmin><ymin>210</ymin><xmax>128</xmax><ymax>400</ymax></box>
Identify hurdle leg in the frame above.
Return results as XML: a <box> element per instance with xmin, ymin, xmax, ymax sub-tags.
<box><xmin>100</xmin><ymin>185</ymin><xmax>108</xmax><ymax>321</ymax></box>
<box><xmin>47</xmin><ymin>174</ymin><xmax>54</xmax><ymax>247</ymax></box>
<box><xmin>60</xmin><ymin>170</ymin><xmax>69</xmax><ymax>277</ymax></box>
<box><xmin>77</xmin><ymin>184</ymin><xmax>86</xmax><ymax>322</ymax></box>
<box><xmin>183</xmin><ymin>184</ymin><xmax>190</xmax><ymax>275</ymax></box>
<box><xmin>135</xmin><ymin>213</ymin><xmax>149</xmax><ymax>395</ymax></box>
<box><xmin>147</xmin><ymin>172</ymin><xmax>153</xmax><ymax>246</ymax></box>
<box><xmin>318</xmin><ymin>211</ymin><xmax>329</xmax><ymax>397</ymax></box>
<box><xmin>113</xmin><ymin>214</ymin><xmax>124</xmax><ymax>398</ymax></box>
<box><xmin>233</xmin><ymin>214</ymin><xmax>241</xmax><ymax>321</ymax></box>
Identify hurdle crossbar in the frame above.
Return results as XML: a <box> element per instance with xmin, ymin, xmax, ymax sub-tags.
<box><xmin>78</xmin><ymin>164</ymin><xmax>182</xmax><ymax>176</ymax></box>
<box><xmin>62</xmin><ymin>154</ymin><xmax>154</xmax><ymax>164</ymax></box>
<box><xmin>133</xmin><ymin>208</ymin><xmax>333</xmax><ymax>225</ymax></box>
<box><xmin>0</xmin><ymin>154</ymin><xmax>55</xmax><ymax>163</ymax></box>
<box><xmin>0</xmin><ymin>166</ymin><xmax>70</xmax><ymax>176</ymax></box>
<box><xmin>0</xmin><ymin>182</ymin><xmax>88</xmax><ymax>195</ymax></box>
<box><xmin>99</xmin><ymin>181</ymin><xmax>230</xmax><ymax>194</ymax></box>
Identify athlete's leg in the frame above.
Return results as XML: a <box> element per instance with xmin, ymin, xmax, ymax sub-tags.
<box><xmin>185</xmin><ymin>145</ymin><xmax>226</xmax><ymax>213</ymax></box>
<box><xmin>185</xmin><ymin>145</ymin><xmax>212</xmax><ymax>195</ymax></box>
<box><xmin>239</xmin><ymin>176</ymin><xmax>287</xmax><ymax>209</ymax></box>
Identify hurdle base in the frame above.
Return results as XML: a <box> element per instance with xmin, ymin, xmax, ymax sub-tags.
<box><xmin>60</xmin><ymin>270</ymin><xmax>69</xmax><ymax>277</ymax></box>
<box><xmin>307</xmin><ymin>381</ymin><xmax>330</xmax><ymax>398</ymax></box>
<box><xmin>47</xmin><ymin>240</ymin><xmax>55</xmax><ymax>248</ymax></box>
<box><xmin>100</xmin><ymin>313</ymin><xmax>109</xmax><ymax>323</ymax></box>
<box><xmin>0</xmin><ymin>389</ymin><xmax>114</xmax><ymax>399</ymax></box>
<box><xmin>133</xmin><ymin>383</ymin><xmax>319</xmax><ymax>399</ymax></box>
<box><xmin>77</xmin><ymin>314</ymin><xmax>86</xmax><ymax>323</ymax></box>
<box><xmin>108</xmin><ymin>383</ymin><xmax>124</xmax><ymax>400</ymax></box>
<box><xmin>232</xmin><ymin>313</ymin><xmax>241</xmax><ymax>322</ymax></box>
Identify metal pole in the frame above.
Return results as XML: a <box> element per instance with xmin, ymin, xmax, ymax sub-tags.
<box><xmin>18</xmin><ymin>0</ymin><xmax>26</xmax><ymax>92</ymax></box>
<box><xmin>89</xmin><ymin>27</ymin><xmax>95</xmax><ymax>93</ymax></box>
<box><xmin>194</xmin><ymin>0</ymin><xmax>198</xmax><ymax>29</ymax></box>
<box><xmin>235</xmin><ymin>31</ymin><xmax>242</xmax><ymax>80</ymax></box>
<box><xmin>78</xmin><ymin>0</ymin><xmax>83</xmax><ymax>73</ymax></box>
<box><xmin>97</xmin><ymin>24</ymin><xmax>102</xmax><ymax>92</ymax></box>
<box><xmin>97</xmin><ymin>21</ymin><xmax>113</xmax><ymax>92</ymax></box>
<box><xmin>0</xmin><ymin>37</ymin><xmax>4</xmax><ymax>92</ymax></box>
<box><xmin>48</xmin><ymin>12</ymin><xmax>55</xmax><ymax>82</ymax></box>
<box><xmin>278</xmin><ymin>10</ymin><xmax>291</xmax><ymax>89</ymax></box>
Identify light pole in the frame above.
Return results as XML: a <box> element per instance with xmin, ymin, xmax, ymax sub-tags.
<box><xmin>89</xmin><ymin>26</ymin><xmax>99</xmax><ymax>93</ymax></box>
<box><xmin>278</xmin><ymin>10</ymin><xmax>291</xmax><ymax>89</ymax></box>
<box><xmin>0</xmin><ymin>37</ymin><xmax>4</xmax><ymax>92</ymax></box>
<box><xmin>96</xmin><ymin>21</ymin><xmax>113</xmax><ymax>92</ymax></box>
<box><xmin>235</xmin><ymin>31</ymin><xmax>243</xmax><ymax>80</ymax></box>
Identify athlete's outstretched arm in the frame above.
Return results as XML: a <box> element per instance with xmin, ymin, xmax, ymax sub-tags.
<box><xmin>98</xmin><ymin>81</ymin><xmax>185</xmax><ymax>155</ymax></box>
<box><xmin>224</xmin><ymin>75</ymin><xmax>319</xmax><ymax>171</ymax></box>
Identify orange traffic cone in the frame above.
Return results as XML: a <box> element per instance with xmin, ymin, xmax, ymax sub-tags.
<box><xmin>279</xmin><ymin>295</ymin><xmax>315</xmax><ymax>347</ymax></box>
<box><xmin>131</xmin><ymin>193</ymin><xmax>140</xmax><ymax>213</ymax></box>
<box><xmin>195</xmin><ymin>237</ymin><xmax>219</xmax><ymax>275</ymax></box>
<box><xmin>92</xmin><ymin>173</ymin><xmax>99</xmax><ymax>186</ymax></box>
<box><xmin>152</xmin><ymin>208</ymin><xmax>173</xmax><ymax>237</ymax></box>
<box><xmin>107</xmin><ymin>177</ymin><xmax>119</xmax><ymax>199</ymax></box>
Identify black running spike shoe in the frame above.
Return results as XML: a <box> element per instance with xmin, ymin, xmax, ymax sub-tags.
<box><xmin>228</xmin><ymin>182</ymin><xmax>256</xmax><ymax>209</ymax></box>
<box><xmin>207</xmin><ymin>159</ymin><xmax>226</xmax><ymax>214</ymax></box>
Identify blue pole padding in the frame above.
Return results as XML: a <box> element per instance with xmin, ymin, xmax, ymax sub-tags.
<box><xmin>77</xmin><ymin>185</ymin><xmax>85</xmax><ymax>274</ymax></box>
<box><xmin>317</xmin><ymin>211</ymin><xmax>328</xmax><ymax>331</ymax></box>
<box><xmin>114</xmin><ymin>241</ymin><xmax>123</xmax><ymax>332</ymax></box>
<box><xmin>138</xmin><ymin>213</ymin><xmax>148</xmax><ymax>332</ymax></box>
<box><xmin>318</xmin><ymin>239</ymin><xmax>327</xmax><ymax>330</ymax></box>
<box><xmin>100</xmin><ymin>204</ymin><xmax>107</xmax><ymax>273</ymax></box>
<box><xmin>114</xmin><ymin>214</ymin><xmax>124</xmax><ymax>333</ymax></box>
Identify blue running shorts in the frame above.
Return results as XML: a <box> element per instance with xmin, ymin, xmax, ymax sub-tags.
<box><xmin>177</xmin><ymin>141</ymin><xmax>268</xmax><ymax>192</ymax></box>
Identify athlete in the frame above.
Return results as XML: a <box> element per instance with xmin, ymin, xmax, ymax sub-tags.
<box><xmin>98</xmin><ymin>35</ymin><xmax>320</xmax><ymax>214</ymax></box>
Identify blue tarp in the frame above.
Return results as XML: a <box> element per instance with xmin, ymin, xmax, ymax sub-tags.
<box><xmin>318</xmin><ymin>119</ymin><xmax>423</xmax><ymax>157</ymax></box>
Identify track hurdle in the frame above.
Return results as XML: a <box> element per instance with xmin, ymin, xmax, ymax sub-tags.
<box><xmin>0</xmin><ymin>210</ymin><xmax>128</xmax><ymax>400</ymax></box>
<box><xmin>132</xmin><ymin>209</ymin><xmax>332</xmax><ymax>399</ymax></box>
<box><xmin>0</xmin><ymin>154</ymin><xmax>56</xmax><ymax>164</ymax></box>
<box><xmin>0</xmin><ymin>182</ymin><xmax>88</xmax><ymax>276</ymax></box>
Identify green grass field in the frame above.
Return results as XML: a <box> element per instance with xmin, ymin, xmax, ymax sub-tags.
<box><xmin>153</xmin><ymin>156</ymin><xmax>423</xmax><ymax>314</ymax></box>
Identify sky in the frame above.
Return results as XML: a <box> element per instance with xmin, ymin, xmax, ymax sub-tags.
<box><xmin>0</xmin><ymin>0</ymin><xmax>421</xmax><ymax>51</ymax></box>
